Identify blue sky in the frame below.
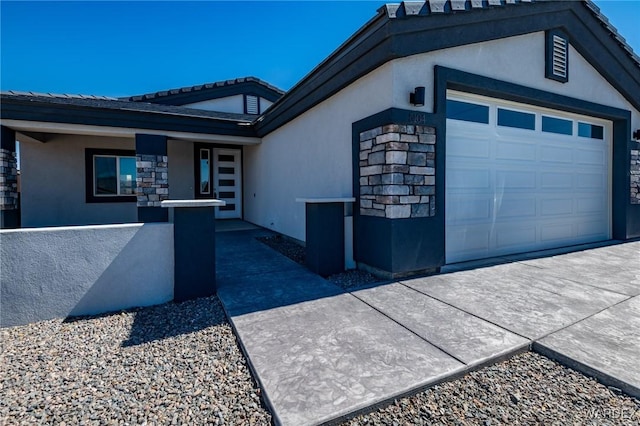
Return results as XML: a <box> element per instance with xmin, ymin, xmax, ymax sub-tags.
<box><xmin>1</xmin><ymin>1</ymin><xmax>638</xmax><ymax>97</ymax></box>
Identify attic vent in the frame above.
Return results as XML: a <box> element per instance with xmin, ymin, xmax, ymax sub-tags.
<box><xmin>244</xmin><ymin>95</ymin><xmax>259</xmax><ymax>114</ymax></box>
<box><xmin>552</xmin><ymin>36</ymin><xmax>568</xmax><ymax>77</ymax></box>
<box><xmin>546</xmin><ymin>31</ymin><xmax>569</xmax><ymax>83</ymax></box>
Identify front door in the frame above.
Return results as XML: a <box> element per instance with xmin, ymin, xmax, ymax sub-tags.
<box><xmin>196</xmin><ymin>146</ymin><xmax>242</xmax><ymax>219</ymax></box>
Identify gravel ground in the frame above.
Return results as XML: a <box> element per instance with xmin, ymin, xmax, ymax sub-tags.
<box><xmin>343</xmin><ymin>351</ymin><xmax>640</xmax><ymax>426</ymax></box>
<box><xmin>4</xmin><ymin>246</ymin><xmax>638</xmax><ymax>426</ymax></box>
<box><xmin>326</xmin><ymin>269</ymin><xmax>382</xmax><ymax>290</ymax></box>
<box><xmin>1</xmin><ymin>296</ymin><xmax>271</xmax><ymax>425</ymax></box>
<box><xmin>257</xmin><ymin>235</ymin><xmax>382</xmax><ymax>290</ymax></box>
<box><xmin>257</xmin><ymin>235</ymin><xmax>305</xmax><ymax>265</ymax></box>
<box><xmin>3</xmin><ymin>299</ymin><xmax>639</xmax><ymax>426</ymax></box>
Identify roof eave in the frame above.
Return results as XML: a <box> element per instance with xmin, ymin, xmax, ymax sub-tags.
<box><xmin>0</xmin><ymin>96</ymin><xmax>258</xmax><ymax>138</ymax></box>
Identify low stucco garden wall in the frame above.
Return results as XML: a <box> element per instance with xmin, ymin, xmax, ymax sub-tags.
<box><xmin>1</xmin><ymin>223</ymin><xmax>174</xmax><ymax>327</ymax></box>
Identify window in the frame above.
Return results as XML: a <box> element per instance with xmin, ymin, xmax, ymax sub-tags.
<box><xmin>578</xmin><ymin>122</ymin><xmax>604</xmax><ymax>140</ymax></box>
<box><xmin>497</xmin><ymin>108</ymin><xmax>536</xmax><ymax>130</ymax></box>
<box><xmin>85</xmin><ymin>149</ymin><xmax>136</xmax><ymax>203</ymax></box>
<box><xmin>446</xmin><ymin>100</ymin><xmax>489</xmax><ymax>124</ymax></box>
<box><xmin>542</xmin><ymin>116</ymin><xmax>573</xmax><ymax>135</ymax></box>
<box><xmin>200</xmin><ymin>149</ymin><xmax>210</xmax><ymax>194</ymax></box>
<box><xmin>546</xmin><ymin>30</ymin><xmax>569</xmax><ymax>83</ymax></box>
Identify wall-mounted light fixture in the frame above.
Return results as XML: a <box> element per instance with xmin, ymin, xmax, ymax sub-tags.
<box><xmin>633</xmin><ymin>129</ymin><xmax>640</xmax><ymax>140</ymax></box>
<box><xmin>410</xmin><ymin>86</ymin><xmax>425</xmax><ymax>106</ymax></box>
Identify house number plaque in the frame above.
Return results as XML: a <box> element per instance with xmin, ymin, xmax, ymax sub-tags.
<box><xmin>408</xmin><ymin>112</ymin><xmax>427</xmax><ymax>124</ymax></box>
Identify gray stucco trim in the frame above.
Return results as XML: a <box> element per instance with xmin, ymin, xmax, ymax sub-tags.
<box><xmin>256</xmin><ymin>1</ymin><xmax>640</xmax><ymax>136</ymax></box>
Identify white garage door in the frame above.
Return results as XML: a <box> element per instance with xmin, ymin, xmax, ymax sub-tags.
<box><xmin>445</xmin><ymin>91</ymin><xmax>611</xmax><ymax>263</ymax></box>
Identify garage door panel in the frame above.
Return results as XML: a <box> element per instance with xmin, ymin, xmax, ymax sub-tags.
<box><xmin>576</xmin><ymin>173</ymin><xmax>605</xmax><ymax>189</ymax></box>
<box><xmin>540</xmin><ymin>198</ymin><xmax>573</xmax><ymax>217</ymax></box>
<box><xmin>448</xmin><ymin>226</ymin><xmax>491</xmax><ymax>252</ymax></box>
<box><xmin>446</xmin><ymin>94</ymin><xmax>610</xmax><ymax>263</ymax></box>
<box><xmin>447</xmin><ymin>197</ymin><xmax>492</xmax><ymax>221</ymax></box>
<box><xmin>540</xmin><ymin>223</ymin><xmax>576</xmax><ymax>242</ymax></box>
<box><xmin>496</xmin><ymin>198</ymin><xmax>536</xmax><ymax>218</ymax></box>
<box><xmin>447</xmin><ymin>136</ymin><xmax>490</xmax><ymax>158</ymax></box>
<box><xmin>577</xmin><ymin>197</ymin><xmax>606</xmax><ymax>214</ymax></box>
<box><xmin>496</xmin><ymin>141</ymin><xmax>537</xmax><ymax>161</ymax></box>
<box><xmin>448</xmin><ymin>168</ymin><xmax>490</xmax><ymax>189</ymax></box>
<box><xmin>541</xmin><ymin>172</ymin><xmax>573</xmax><ymax>189</ymax></box>
<box><xmin>540</xmin><ymin>145</ymin><xmax>573</xmax><ymax>163</ymax></box>
<box><xmin>496</xmin><ymin>170</ymin><xmax>536</xmax><ymax>189</ymax></box>
<box><xmin>578</xmin><ymin>221</ymin><xmax>610</xmax><ymax>238</ymax></box>
<box><xmin>576</xmin><ymin>148</ymin><xmax>606</xmax><ymax>165</ymax></box>
<box><xmin>496</xmin><ymin>225</ymin><xmax>537</xmax><ymax>249</ymax></box>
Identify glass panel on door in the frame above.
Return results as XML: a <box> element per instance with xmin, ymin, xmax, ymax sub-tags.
<box><xmin>213</xmin><ymin>149</ymin><xmax>242</xmax><ymax>219</ymax></box>
<box><xmin>200</xmin><ymin>149</ymin><xmax>210</xmax><ymax>194</ymax></box>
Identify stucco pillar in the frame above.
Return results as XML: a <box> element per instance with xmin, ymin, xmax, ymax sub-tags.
<box><xmin>135</xmin><ymin>134</ymin><xmax>169</xmax><ymax>223</ymax></box>
<box><xmin>161</xmin><ymin>200</ymin><xmax>225</xmax><ymax>302</ymax></box>
<box><xmin>0</xmin><ymin>126</ymin><xmax>19</xmax><ymax>229</ymax></box>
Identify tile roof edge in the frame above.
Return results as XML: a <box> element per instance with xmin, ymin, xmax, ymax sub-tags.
<box><xmin>123</xmin><ymin>76</ymin><xmax>285</xmax><ymax>102</ymax></box>
<box><xmin>379</xmin><ymin>1</ymin><xmax>639</xmax><ymax>68</ymax></box>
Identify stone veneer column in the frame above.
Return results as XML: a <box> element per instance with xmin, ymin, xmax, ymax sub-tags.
<box><xmin>359</xmin><ymin>124</ymin><xmax>436</xmax><ymax>219</ymax></box>
<box><xmin>135</xmin><ymin>134</ymin><xmax>169</xmax><ymax>223</ymax></box>
<box><xmin>631</xmin><ymin>148</ymin><xmax>640</xmax><ymax>205</ymax></box>
<box><xmin>0</xmin><ymin>126</ymin><xmax>19</xmax><ymax>229</ymax></box>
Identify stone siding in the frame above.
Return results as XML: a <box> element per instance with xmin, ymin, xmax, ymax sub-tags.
<box><xmin>359</xmin><ymin>125</ymin><xmax>436</xmax><ymax>219</ymax></box>
<box><xmin>632</xmin><ymin>149</ymin><xmax>639</xmax><ymax>205</ymax></box>
<box><xmin>136</xmin><ymin>155</ymin><xmax>168</xmax><ymax>207</ymax></box>
<box><xmin>0</xmin><ymin>148</ymin><xmax>18</xmax><ymax>211</ymax></box>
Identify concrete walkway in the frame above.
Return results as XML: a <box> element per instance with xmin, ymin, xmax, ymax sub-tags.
<box><xmin>216</xmin><ymin>230</ymin><xmax>639</xmax><ymax>426</ymax></box>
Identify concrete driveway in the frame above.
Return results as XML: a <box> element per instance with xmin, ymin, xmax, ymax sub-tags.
<box><xmin>216</xmin><ymin>232</ymin><xmax>639</xmax><ymax>426</ymax></box>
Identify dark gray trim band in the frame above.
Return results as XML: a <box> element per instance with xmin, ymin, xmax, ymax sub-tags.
<box><xmin>142</xmin><ymin>82</ymin><xmax>282</xmax><ymax>106</ymax></box>
<box><xmin>1</xmin><ymin>126</ymin><xmax>16</xmax><ymax>151</ymax></box>
<box><xmin>257</xmin><ymin>1</ymin><xmax>639</xmax><ymax>136</ymax></box>
<box><xmin>136</xmin><ymin>134</ymin><xmax>168</xmax><ymax>156</ymax></box>
<box><xmin>1</xmin><ymin>99</ymin><xmax>257</xmax><ymax>138</ymax></box>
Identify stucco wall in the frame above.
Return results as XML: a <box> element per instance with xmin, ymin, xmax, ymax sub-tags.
<box><xmin>183</xmin><ymin>95</ymin><xmax>245</xmax><ymax>113</ymax></box>
<box><xmin>0</xmin><ymin>223</ymin><xmax>174</xmax><ymax>327</ymax></box>
<box><xmin>245</xmin><ymin>31</ymin><xmax>639</xmax><ymax>242</ymax></box>
<box><xmin>260</xmin><ymin>98</ymin><xmax>274</xmax><ymax>113</ymax></box>
<box><xmin>390</xmin><ymin>32</ymin><xmax>640</xmax><ymax>129</ymax></box>
<box><xmin>20</xmin><ymin>134</ymin><xmax>137</xmax><ymax>227</ymax></box>
<box><xmin>183</xmin><ymin>95</ymin><xmax>274</xmax><ymax>114</ymax></box>
<box><xmin>244</xmin><ymin>63</ymin><xmax>394</xmax><ymax>241</ymax></box>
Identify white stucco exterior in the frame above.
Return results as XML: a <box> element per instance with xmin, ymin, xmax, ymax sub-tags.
<box><xmin>20</xmin><ymin>134</ymin><xmax>137</xmax><ymax>228</ymax></box>
<box><xmin>183</xmin><ymin>95</ymin><xmax>274</xmax><ymax>115</ymax></box>
<box><xmin>183</xmin><ymin>95</ymin><xmax>245</xmax><ymax>113</ymax></box>
<box><xmin>260</xmin><ymin>98</ymin><xmax>274</xmax><ymax>113</ymax></box>
<box><xmin>0</xmin><ymin>223</ymin><xmax>174</xmax><ymax>327</ymax></box>
<box><xmin>390</xmin><ymin>32</ymin><xmax>640</xmax><ymax>129</ymax></box>
<box><xmin>243</xmin><ymin>63</ymin><xmax>394</xmax><ymax>241</ymax></box>
<box><xmin>244</xmin><ymin>31</ymin><xmax>639</xmax><ymax>242</ymax></box>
